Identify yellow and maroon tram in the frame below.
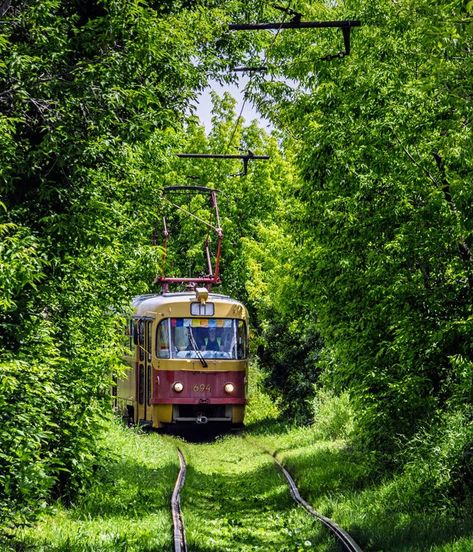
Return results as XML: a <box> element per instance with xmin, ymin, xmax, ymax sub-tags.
<box><xmin>114</xmin><ymin>183</ymin><xmax>250</xmax><ymax>428</ymax></box>
<box><xmin>115</xmin><ymin>287</ymin><xmax>249</xmax><ymax>428</ymax></box>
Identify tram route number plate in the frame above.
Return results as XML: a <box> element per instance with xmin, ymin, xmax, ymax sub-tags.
<box><xmin>193</xmin><ymin>384</ymin><xmax>211</xmax><ymax>392</ymax></box>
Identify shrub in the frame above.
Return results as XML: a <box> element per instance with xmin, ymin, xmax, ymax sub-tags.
<box><xmin>310</xmin><ymin>388</ymin><xmax>355</xmax><ymax>441</ymax></box>
<box><xmin>0</xmin><ymin>360</ymin><xmax>59</xmax><ymax>538</ymax></box>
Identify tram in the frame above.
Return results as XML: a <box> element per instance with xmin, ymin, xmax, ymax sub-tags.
<box><xmin>115</xmin><ymin>288</ymin><xmax>248</xmax><ymax>428</ymax></box>
<box><xmin>113</xmin><ymin>183</ymin><xmax>249</xmax><ymax>428</ymax></box>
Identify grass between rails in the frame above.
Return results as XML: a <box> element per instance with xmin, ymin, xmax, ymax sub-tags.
<box><xmin>13</xmin><ymin>420</ymin><xmax>178</xmax><ymax>551</ymax></box>
<box><xmin>176</xmin><ymin>435</ymin><xmax>341</xmax><ymax>551</ymax></box>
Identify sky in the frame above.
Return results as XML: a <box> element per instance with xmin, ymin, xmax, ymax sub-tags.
<box><xmin>194</xmin><ymin>75</ymin><xmax>273</xmax><ymax>134</ymax></box>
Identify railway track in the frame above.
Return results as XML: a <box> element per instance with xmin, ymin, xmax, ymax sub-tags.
<box><xmin>171</xmin><ymin>440</ymin><xmax>363</xmax><ymax>551</ymax></box>
<box><xmin>245</xmin><ymin>437</ymin><xmax>363</xmax><ymax>552</ymax></box>
<box><xmin>171</xmin><ymin>448</ymin><xmax>187</xmax><ymax>552</ymax></box>
<box><xmin>272</xmin><ymin>454</ymin><xmax>363</xmax><ymax>552</ymax></box>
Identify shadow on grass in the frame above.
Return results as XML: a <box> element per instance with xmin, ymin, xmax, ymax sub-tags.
<box><xmin>243</xmin><ymin>414</ymin><xmax>288</xmax><ymax>437</ymax></box>
<box><xmin>71</xmin><ymin>455</ymin><xmax>177</xmax><ymax>519</ymax></box>
<box><xmin>283</xmin><ymin>446</ymin><xmax>373</xmax><ymax>498</ymax></box>
<box><xmin>10</xmin><ymin>452</ymin><xmax>178</xmax><ymax>552</ymax></box>
<box><xmin>158</xmin><ymin>423</ymin><xmax>238</xmax><ymax>443</ymax></box>
<box><xmin>182</xmin><ymin>456</ymin><xmax>343</xmax><ymax>551</ymax></box>
<box><xmin>356</xmin><ymin>512</ymin><xmax>473</xmax><ymax>552</ymax></box>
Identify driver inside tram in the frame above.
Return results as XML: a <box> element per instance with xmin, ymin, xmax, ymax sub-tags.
<box><xmin>202</xmin><ymin>327</ymin><xmax>220</xmax><ymax>352</ymax></box>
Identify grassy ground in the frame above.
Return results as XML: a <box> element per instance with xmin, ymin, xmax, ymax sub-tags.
<box><xmin>12</xmin><ymin>420</ymin><xmax>178</xmax><ymax>551</ymax></box>
<box><xmin>245</xmin><ymin>367</ymin><xmax>473</xmax><ymax>552</ymax></box>
<box><xmin>246</xmin><ymin>419</ymin><xmax>473</xmax><ymax>552</ymax></box>
<box><xmin>10</xmin><ymin>363</ymin><xmax>473</xmax><ymax>551</ymax></box>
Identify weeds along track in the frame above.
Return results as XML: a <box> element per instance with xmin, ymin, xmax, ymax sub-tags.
<box><xmin>244</xmin><ymin>437</ymin><xmax>363</xmax><ymax>552</ymax></box>
<box><xmin>171</xmin><ymin>435</ymin><xmax>362</xmax><ymax>551</ymax></box>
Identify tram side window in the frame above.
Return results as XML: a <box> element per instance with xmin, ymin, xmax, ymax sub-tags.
<box><xmin>138</xmin><ymin>320</ymin><xmax>145</xmax><ymax>361</ymax></box>
<box><xmin>237</xmin><ymin>320</ymin><xmax>248</xmax><ymax>359</ymax></box>
<box><xmin>138</xmin><ymin>365</ymin><xmax>144</xmax><ymax>404</ymax></box>
<box><xmin>125</xmin><ymin>319</ymin><xmax>133</xmax><ymax>351</ymax></box>
<box><xmin>147</xmin><ymin>321</ymin><xmax>152</xmax><ymax>362</ymax></box>
<box><xmin>156</xmin><ymin>319</ymin><xmax>170</xmax><ymax>359</ymax></box>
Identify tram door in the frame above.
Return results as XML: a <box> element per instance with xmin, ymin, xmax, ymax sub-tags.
<box><xmin>136</xmin><ymin>318</ymin><xmax>153</xmax><ymax>424</ymax></box>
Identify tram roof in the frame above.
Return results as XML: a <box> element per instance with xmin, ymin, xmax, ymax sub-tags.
<box><xmin>132</xmin><ymin>292</ymin><xmax>245</xmax><ymax>315</ymax></box>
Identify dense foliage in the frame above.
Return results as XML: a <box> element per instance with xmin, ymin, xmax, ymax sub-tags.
<box><xmin>2</xmin><ymin>0</ymin><xmax>472</xmax><ymax>541</ymax></box>
<box><xmin>0</xmin><ymin>0</ymin><xmax>239</xmax><ymax>537</ymax></box>
<box><xmin>245</xmin><ymin>0</ymin><xmax>473</xmax><ymax>496</ymax></box>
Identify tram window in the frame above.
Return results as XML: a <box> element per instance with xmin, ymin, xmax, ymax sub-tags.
<box><xmin>156</xmin><ymin>319</ymin><xmax>170</xmax><ymax>359</ymax></box>
<box><xmin>168</xmin><ymin>318</ymin><xmax>248</xmax><ymax>360</ymax></box>
<box><xmin>237</xmin><ymin>320</ymin><xmax>248</xmax><ymax>359</ymax></box>
<box><xmin>137</xmin><ymin>320</ymin><xmax>145</xmax><ymax>361</ymax></box>
<box><xmin>124</xmin><ymin>319</ymin><xmax>133</xmax><ymax>351</ymax></box>
<box><xmin>147</xmin><ymin>321</ymin><xmax>152</xmax><ymax>362</ymax></box>
<box><xmin>128</xmin><ymin>319</ymin><xmax>133</xmax><ymax>350</ymax></box>
<box><xmin>138</xmin><ymin>364</ymin><xmax>144</xmax><ymax>405</ymax></box>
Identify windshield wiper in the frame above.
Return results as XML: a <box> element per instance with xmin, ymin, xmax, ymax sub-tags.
<box><xmin>188</xmin><ymin>327</ymin><xmax>208</xmax><ymax>368</ymax></box>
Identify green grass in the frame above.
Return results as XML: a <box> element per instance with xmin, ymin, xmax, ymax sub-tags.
<box><xmin>12</xmin><ymin>419</ymin><xmax>177</xmax><ymax>551</ymax></box>
<box><xmin>178</xmin><ymin>435</ymin><xmax>342</xmax><ymax>551</ymax></box>
<box><xmin>244</xmin><ymin>371</ymin><xmax>473</xmax><ymax>552</ymax></box>
<box><xmin>11</xmin><ymin>363</ymin><xmax>473</xmax><ymax>551</ymax></box>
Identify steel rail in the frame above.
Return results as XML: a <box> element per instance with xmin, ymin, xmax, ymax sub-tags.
<box><xmin>274</xmin><ymin>456</ymin><xmax>363</xmax><ymax>552</ymax></box>
<box><xmin>172</xmin><ymin>448</ymin><xmax>188</xmax><ymax>552</ymax></box>
<box><xmin>245</xmin><ymin>437</ymin><xmax>363</xmax><ymax>552</ymax></box>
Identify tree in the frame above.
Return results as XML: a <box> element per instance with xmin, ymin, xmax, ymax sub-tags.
<box><xmin>248</xmin><ymin>0</ymin><xmax>473</xmax><ymax>466</ymax></box>
<box><xmin>0</xmin><ymin>0</ymin><xmax>238</xmax><ymax>535</ymax></box>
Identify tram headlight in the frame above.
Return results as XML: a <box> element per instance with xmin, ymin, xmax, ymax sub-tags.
<box><xmin>224</xmin><ymin>383</ymin><xmax>235</xmax><ymax>394</ymax></box>
<box><xmin>173</xmin><ymin>381</ymin><xmax>184</xmax><ymax>393</ymax></box>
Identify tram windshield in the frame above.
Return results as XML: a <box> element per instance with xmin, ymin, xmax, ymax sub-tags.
<box><xmin>156</xmin><ymin>318</ymin><xmax>247</xmax><ymax>360</ymax></box>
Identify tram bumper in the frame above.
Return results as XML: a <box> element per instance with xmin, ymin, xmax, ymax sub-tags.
<box><xmin>154</xmin><ymin>370</ymin><xmax>246</xmax><ymax>425</ymax></box>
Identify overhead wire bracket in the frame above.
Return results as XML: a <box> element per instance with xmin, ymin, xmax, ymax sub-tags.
<box><xmin>176</xmin><ymin>151</ymin><xmax>270</xmax><ymax>177</ymax></box>
<box><xmin>232</xmin><ymin>65</ymin><xmax>268</xmax><ymax>73</ymax></box>
<box><xmin>273</xmin><ymin>4</ymin><xmax>302</xmax><ymax>23</ymax></box>
<box><xmin>228</xmin><ymin>18</ymin><xmax>361</xmax><ymax>59</ymax></box>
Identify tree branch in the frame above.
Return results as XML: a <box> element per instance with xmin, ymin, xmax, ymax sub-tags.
<box><xmin>392</xmin><ymin>131</ymin><xmax>439</xmax><ymax>187</ymax></box>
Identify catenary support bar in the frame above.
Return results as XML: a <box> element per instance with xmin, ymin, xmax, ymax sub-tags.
<box><xmin>228</xmin><ymin>20</ymin><xmax>361</xmax><ymax>31</ymax></box>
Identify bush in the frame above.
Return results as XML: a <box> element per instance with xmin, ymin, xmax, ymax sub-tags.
<box><xmin>0</xmin><ymin>360</ymin><xmax>59</xmax><ymax>538</ymax></box>
<box><xmin>310</xmin><ymin>388</ymin><xmax>355</xmax><ymax>441</ymax></box>
<box><xmin>257</xmin><ymin>318</ymin><xmax>323</xmax><ymax>423</ymax></box>
<box><xmin>393</xmin><ymin>409</ymin><xmax>473</xmax><ymax>511</ymax></box>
